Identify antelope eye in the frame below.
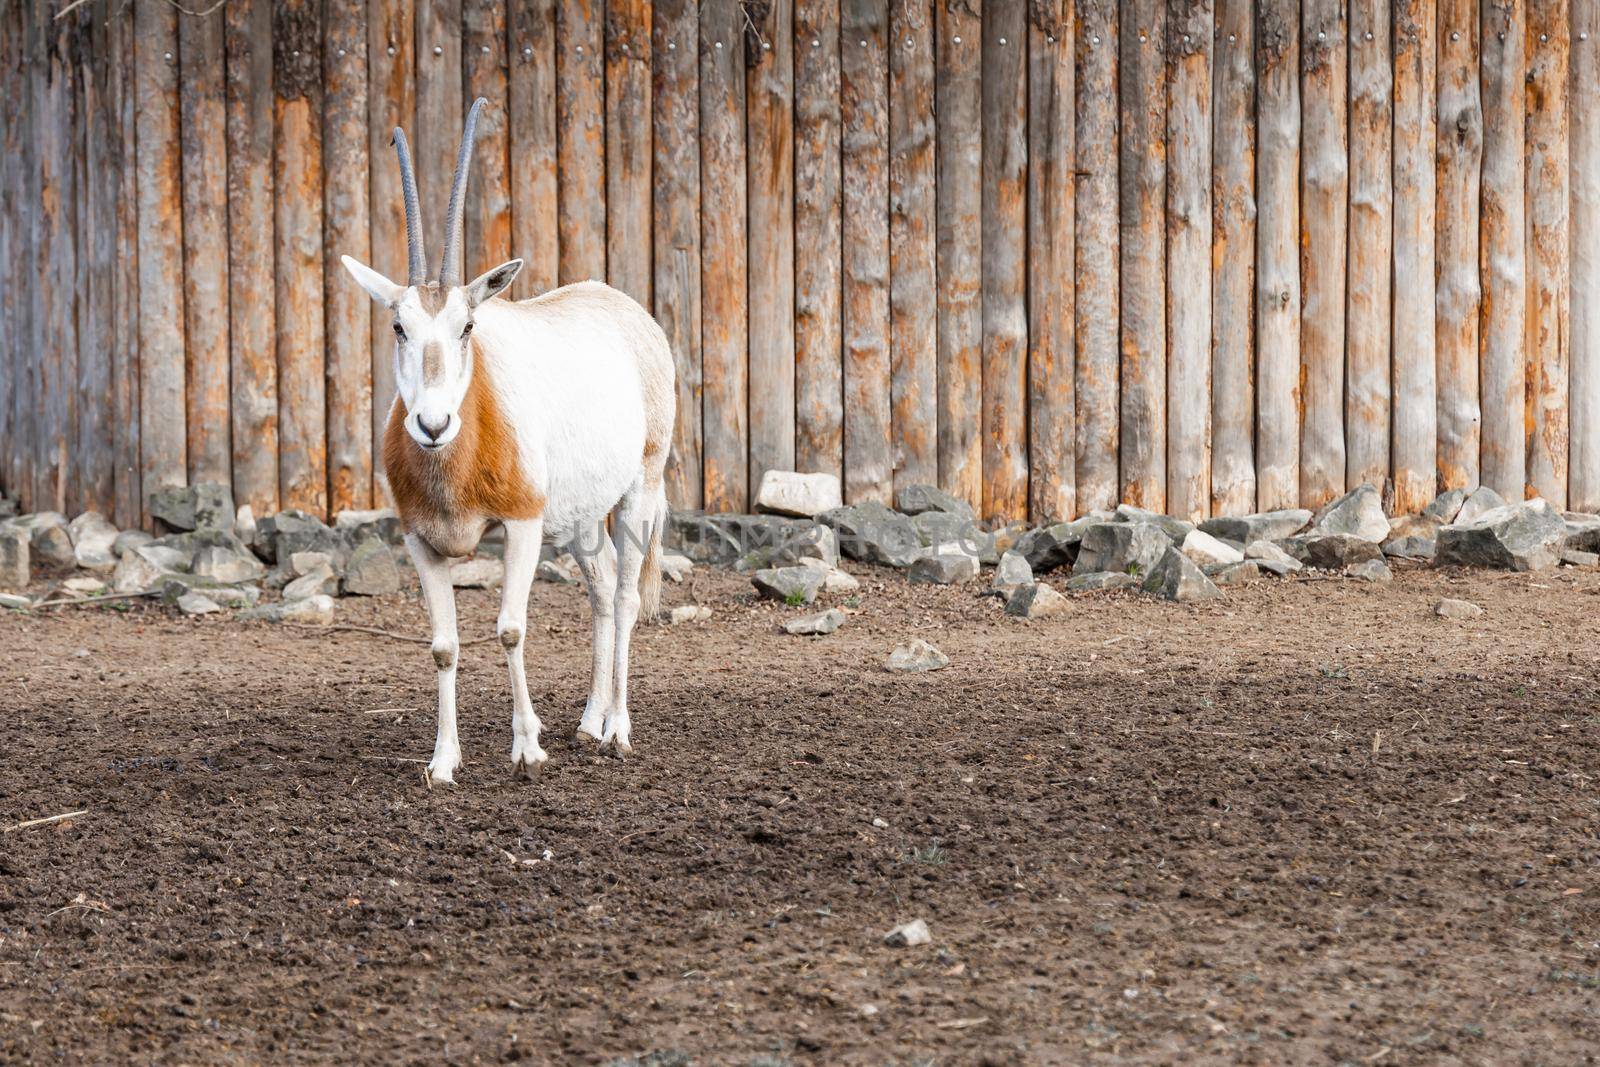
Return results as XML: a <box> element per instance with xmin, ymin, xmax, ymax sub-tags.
<box><xmin>461</xmin><ymin>321</ymin><xmax>474</xmax><ymax>338</ymax></box>
<box><xmin>392</xmin><ymin>320</ymin><xmax>405</xmax><ymax>338</ymax></box>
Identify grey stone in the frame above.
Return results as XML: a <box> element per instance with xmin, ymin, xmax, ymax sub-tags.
<box><xmin>1455</xmin><ymin>486</ymin><xmax>1509</xmax><ymax>526</ymax></box>
<box><xmin>111</xmin><ymin>551</ymin><xmax>167</xmax><ymax>594</ymax></box>
<box><xmin>883</xmin><ymin>919</ymin><xmax>932</xmax><ymax>947</ymax></box>
<box><xmin>668</xmin><ymin>605</ymin><xmax>712</xmax><ymax>624</ymax></box>
<box><xmin>5</xmin><ymin>510</ymin><xmax>67</xmax><ymax>533</ymax></box>
<box><xmin>289</xmin><ymin>550</ymin><xmax>334</xmax><ymax>577</ymax></box>
<box><xmin>68</xmin><ymin>512</ymin><xmax>120</xmax><ymax>572</ymax></box>
<box><xmin>797</xmin><ymin>557</ymin><xmax>860</xmax><ymax>594</ymax></box>
<box><xmin>980</xmin><ymin>521</ymin><xmax>1034</xmax><ymax>566</ymax></box>
<box><xmin>660</xmin><ymin>553</ymin><xmax>695</xmax><ymax>583</ymax></box>
<box><xmin>907</xmin><ymin>548</ymin><xmax>980</xmax><ymax>585</ymax></box>
<box><xmin>668</xmin><ymin>512</ymin><xmax>812</xmax><ymax>567</ymax></box>
<box><xmin>896</xmin><ymin>483</ymin><xmax>976</xmax><ymax>522</ymax></box>
<box><xmin>1348</xmin><ymin>558</ymin><xmax>1393</xmax><ymax>583</ymax></box>
<box><xmin>752</xmin><ymin>566</ymin><xmax>825</xmax><ymax>604</ymax></box>
<box><xmin>1423</xmin><ymin>488</ymin><xmax>1468</xmax><ymax>524</ymax></box>
<box><xmin>737</xmin><ymin>522</ymin><xmax>840</xmax><ymax>572</ymax></box>
<box><xmin>1436</xmin><ymin>499</ymin><xmax>1568</xmax><ymax>572</ymax></box>
<box><xmin>535</xmin><ymin>555</ymin><xmax>579</xmax><ymax>585</ymax></box>
<box><xmin>177</xmin><ymin>592</ymin><xmax>223</xmax><ymax>616</ymax></box>
<box><xmin>193</xmin><ymin>544</ymin><xmax>268</xmax><ymax>584</ymax></box>
<box><xmin>818</xmin><ymin>502</ymin><xmax>925</xmax><ymax>568</ymax></box>
<box><xmin>450</xmin><ymin>557</ymin><xmax>504</xmax><ymax>588</ymax></box>
<box><xmin>0</xmin><ymin>496</ymin><xmax>14</xmax><ymax>520</ymax></box>
<box><xmin>0</xmin><ymin>592</ymin><xmax>28</xmax><ymax>609</ymax></box>
<box><xmin>343</xmin><ymin>539</ymin><xmax>402</xmax><ymax>595</ymax></box>
<box><xmin>1005</xmin><ymin>582</ymin><xmax>1070</xmax><ymax>618</ymax></box>
<box><xmin>1113</xmin><ymin>503</ymin><xmax>1195</xmax><ymax>541</ymax></box>
<box><xmin>1200</xmin><ymin>508</ymin><xmax>1313</xmax><ymax>544</ymax></box>
<box><xmin>1284</xmin><ymin>533</ymin><xmax>1384</xmax><ymax>569</ymax></box>
<box><xmin>334</xmin><ymin>507</ymin><xmax>404</xmax><ymax>547</ymax></box>
<box><xmin>0</xmin><ymin>528</ymin><xmax>28</xmax><ymax>591</ymax></box>
<box><xmin>1253</xmin><ymin>557</ymin><xmax>1302</xmax><ymax>578</ymax></box>
<box><xmin>885</xmin><ymin>639</ymin><xmax>949</xmax><ymax>673</ymax></box>
<box><xmin>154</xmin><ymin>528</ymin><xmax>258</xmax><ymax>571</ymax></box>
<box><xmin>151</xmin><ymin>482</ymin><xmax>234</xmax><ymax>532</ymax></box>
<box><xmin>784</xmin><ymin>608</ymin><xmax>846</xmax><ymax>635</ymax></box>
<box><xmin>61</xmin><ymin>576</ymin><xmax>108</xmax><ymax>596</ymax></box>
<box><xmin>1435</xmin><ymin>597</ymin><xmax>1484</xmax><ymax>619</ymax></box>
<box><xmin>234</xmin><ymin>504</ymin><xmax>257</xmax><ymax>545</ymax></box>
<box><xmin>1244</xmin><ymin>540</ymin><xmax>1303</xmax><ymax>572</ymax></box>
<box><xmin>754</xmin><ymin>470</ymin><xmax>843</xmax><ymax>517</ymax></box>
<box><xmin>242</xmin><ymin>593</ymin><xmax>335</xmax><ymax>626</ymax></box>
<box><xmin>112</xmin><ymin>529</ymin><xmax>153</xmax><ymax>559</ymax></box>
<box><xmin>911</xmin><ymin>510</ymin><xmax>976</xmax><ymax>549</ymax></box>
<box><xmin>1207</xmin><ymin>560</ymin><xmax>1261</xmax><ymax>586</ymax></box>
<box><xmin>1564</xmin><ymin>512</ymin><xmax>1600</xmax><ymax>553</ymax></box>
<box><xmin>1073</xmin><ymin>521</ymin><xmax>1171</xmax><ymax>578</ymax></box>
<box><xmin>1309</xmin><ymin>484</ymin><xmax>1389</xmax><ymax>542</ymax></box>
<box><xmin>1141</xmin><ymin>547</ymin><xmax>1223</xmax><ymax>602</ymax></box>
<box><xmin>1066</xmin><ymin>570</ymin><xmax>1140</xmax><ymax>593</ymax></box>
<box><xmin>253</xmin><ymin>509</ymin><xmax>342</xmax><ymax>566</ymax></box>
<box><xmin>135</xmin><ymin>543</ymin><xmax>190</xmax><ymax>573</ymax></box>
<box><xmin>1561</xmin><ymin>548</ymin><xmax>1599</xmax><ymax>568</ymax></box>
<box><xmin>1013</xmin><ymin>516</ymin><xmax>1100</xmax><ymax>573</ymax></box>
<box><xmin>1181</xmin><ymin>529</ymin><xmax>1243</xmax><ymax>567</ymax></box>
<box><xmin>1382</xmin><ymin>535</ymin><xmax>1437</xmax><ymax>561</ymax></box>
<box><xmin>992</xmin><ymin>551</ymin><xmax>1033</xmax><ymax>594</ymax></box>
<box><xmin>1382</xmin><ymin>514</ymin><xmax>1441</xmax><ymax>560</ymax></box>
<box><xmin>158</xmin><ymin>575</ymin><xmax>260</xmax><ymax>609</ymax></box>
<box><xmin>24</xmin><ymin>517</ymin><xmax>76</xmax><ymax>568</ymax></box>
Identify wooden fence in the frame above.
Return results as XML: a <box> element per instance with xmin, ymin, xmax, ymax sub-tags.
<box><xmin>2</xmin><ymin>0</ymin><xmax>1599</xmax><ymax>529</ymax></box>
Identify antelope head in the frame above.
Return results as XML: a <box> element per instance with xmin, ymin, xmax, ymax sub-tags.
<box><xmin>342</xmin><ymin>97</ymin><xmax>523</xmax><ymax>452</ymax></box>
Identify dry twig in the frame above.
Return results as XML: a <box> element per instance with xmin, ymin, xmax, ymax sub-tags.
<box><xmin>5</xmin><ymin>810</ymin><xmax>88</xmax><ymax>834</ymax></box>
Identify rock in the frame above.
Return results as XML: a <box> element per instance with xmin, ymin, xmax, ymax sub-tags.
<box><xmin>177</xmin><ymin>592</ymin><xmax>223</xmax><ymax>616</ymax></box>
<box><xmin>1005</xmin><ymin>582</ymin><xmax>1070</xmax><ymax>618</ymax></box>
<box><xmin>910</xmin><ymin>510</ymin><xmax>976</xmax><ymax>550</ymax></box>
<box><xmin>1309</xmin><ymin>484</ymin><xmax>1389</xmax><ymax>542</ymax></box>
<box><xmin>112</xmin><ymin>529</ymin><xmax>153</xmax><ymax>559</ymax></box>
<box><xmin>1423</xmin><ymin>488</ymin><xmax>1468</xmax><ymax>524</ymax></box>
<box><xmin>797</xmin><ymin>557</ymin><xmax>860</xmax><ymax>594</ymax></box>
<box><xmin>1073</xmin><ymin>521</ymin><xmax>1171</xmax><ymax>578</ymax></box>
<box><xmin>1066</xmin><ymin>570</ymin><xmax>1141</xmax><ymax>592</ymax></box>
<box><xmin>110</xmin><ymin>550</ymin><xmax>166</xmax><ymax>594</ymax></box>
<box><xmin>992</xmin><ymin>551</ymin><xmax>1033</xmax><ymax>594</ymax></box>
<box><xmin>754</xmin><ymin>470</ymin><xmax>843</xmax><ymax>517</ymax></box>
<box><xmin>818</xmin><ymin>502</ymin><xmax>924</xmax><ymax>568</ymax></box>
<box><xmin>896</xmin><ymin>483</ymin><xmax>976</xmax><ymax>522</ymax></box>
<box><xmin>667</xmin><ymin>604</ymin><xmax>712</xmax><ymax>624</ymax></box>
<box><xmin>1113</xmin><ymin>503</ymin><xmax>1196</xmax><ymax>541</ymax></box>
<box><xmin>1435</xmin><ymin>597</ymin><xmax>1484</xmax><ymax>619</ymax></box>
<box><xmin>18</xmin><ymin>515</ymin><xmax>76</xmax><ymax>568</ymax></box>
<box><xmin>284</xmin><ymin>564</ymin><xmax>337</xmax><ymax>602</ymax></box>
<box><xmin>1244</xmin><ymin>540</ymin><xmax>1303</xmax><ymax>573</ymax></box>
<box><xmin>1012</xmin><ymin>516</ymin><xmax>1099</xmax><ymax>574</ymax></box>
<box><xmin>980</xmin><ymin>521</ymin><xmax>1032</xmax><ymax>565</ymax></box>
<box><xmin>158</xmin><ymin>575</ymin><xmax>260</xmax><ymax>609</ymax></box>
<box><xmin>1181</xmin><ymin>529</ymin><xmax>1244</xmax><ymax>567</ymax></box>
<box><xmin>243</xmin><ymin>593</ymin><xmax>335</xmax><ymax>626</ymax></box>
<box><xmin>0</xmin><ymin>592</ymin><xmax>28</xmax><ymax>610</ymax></box>
<box><xmin>135</xmin><ymin>543</ymin><xmax>190</xmax><ymax>573</ymax></box>
<box><xmin>343</xmin><ymin>539</ymin><xmax>402</xmax><ymax>595</ymax></box>
<box><xmin>907</xmin><ymin>547</ymin><xmax>980</xmax><ymax>585</ymax></box>
<box><xmin>1285</xmin><ymin>533</ymin><xmax>1384</xmax><ymax>569</ymax></box>
<box><xmin>1561</xmin><ymin>548</ymin><xmax>1599</xmax><ymax>568</ymax></box>
<box><xmin>62</xmin><ymin>575</ymin><xmax>108</xmax><ymax>596</ymax></box>
<box><xmin>0</xmin><ymin>527</ymin><xmax>28</xmax><ymax>591</ymax></box>
<box><xmin>1455</xmin><ymin>485</ymin><xmax>1509</xmax><ymax>526</ymax></box>
<box><xmin>1251</xmin><ymin>558</ymin><xmax>1300</xmax><ymax>578</ymax></box>
<box><xmin>1207</xmin><ymin>560</ymin><xmax>1261</xmax><ymax>586</ymax></box>
<box><xmin>1348</xmin><ymin>558</ymin><xmax>1393</xmax><ymax>583</ymax></box>
<box><xmin>67</xmin><ymin>512</ymin><xmax>120</xmax><ymax>572</ymax></box>
<box><xmin>1382</xmin><ymin>535</ymin><xmax>1437</xmax><ymax>561</ymax></box>
<box><xmin>737</xmin><ymin>522</ymin><xmax>840</xmax><ymax>572</ymax></box>
<box><xmin>1382</xmin><ymin>515</ymin><xmax>1441</xmax><ymax>560</ymax></box>
<box><xmin>193</xmin><ymin>544</ymin><xmax>268</xmax><ymax>584</ymax></box>
<box><xmin>784</xmin><ymin>608</ymin><xmax>846</xmax><ymax>635</ymax></box>
<box><xmin>234</xmin><ymin>504</ymin><xmax>257</xmax><ymax>545</ymax></box>
<box><xmin>535</xmin><ymin>556</ymin><xmax>579</xmax><ymax>585</ymax></box>
<box><xmin>450</xmin><ymin>557</ymin><xmax>504</xmax><ymax>589</ymax></box>
<box><xmin>1199</xmin><ymin>508</ymin><xmax>1312</xmax><ymax>544</ymax></box>
<box><xmin>334</xmin><ymin>507</ymin><xmax>404</xmax><ymax>547</ymax></box>
<box><xmin>885</xmin><ymin>639</ymin><xmax>949</xmax><ymax>673</ymax></box>
<box><xmin>253</xmin><ymin>509</ymin><xmax>342</xmax><ymax>566</ymax></box>
<box><xmin>0</xmin><ymin>497</ymin><xmax>14</xmax><ymax>520</ymax></box>
<box><xmin>1436</xmin><ymin>499</ymin><xmax>1568</xmax><ymax>572</ymax></box>
<box><xmin>751</xmin><ymin>566</ymin><xmax>825</xmax><ymax>605</ymax></box>
<box><xmin>1564</xmin><ymin>512</ymin><xmax>1600</xmax><ymax>553</ymax></box>
<box><xmin>883</xmin><ymin>919</ymin><xmax>932</xmax><ymax>948</ymax></box>
<box><xmin>1141</xmin><ymin>547</ymin><xmax>1223</xmax><ymax>602</ymax></box>
<box><xmin>289</xmin><ymin>550</ymin><xmax>334</xmax><ymax>577</ymax></box>
<box><xmin>667</xmin><ymin>512</ymin><xmax>814</xmax><ymax>567</ymax></box>
<box><xmin>150</xmin><ymin>482</ymin><xmax>234</xmax><ymax>532</ymax></box>
<box><xmin>660</xmin><ymin>553</ymin><xmax>694</xmax><ymax>583</ymax></box>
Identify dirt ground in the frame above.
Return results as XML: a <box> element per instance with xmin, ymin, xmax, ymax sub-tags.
<box><xmin>2</xmin><ymin>559</ymin><xmax>1598</xmax><ymax>1065</ymax></box>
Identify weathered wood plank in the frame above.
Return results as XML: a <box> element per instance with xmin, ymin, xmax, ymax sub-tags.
<box><xmin>1028</xmin><ymin>3</ymin><xmax>1074</xmax><ymax>523</ymax></box>
<box><xmin>134</xmin><ymin>0</ymin><xmax>187</xmax><ymax>514</ymax></box>
<box><xmin>699</xmin><ymin>0</ymin><xmax>748</xmax><ymax>510</ymax></box>
<box><xmin>557</xmin><ymin>0</ymin><xmax>605</xmax><ymax>282</ymax></box>
<box><xmin>1391</xmin><ymin>0</ymin><xmax>1436</xmax><ymax>512</ymax></box>
<box><xmin>653</xmin><ymin>0</ymin><xmax>701</xmax><ymax>507</ymax></box>
<box><xmin>842</xmin><ymin>0</ymin><xmax>892</xmax><ymax>505</ymax></box>
<box><xmin>1165</xmin><ymin>0</ymin><xmax>1210</xmax><ymax>522</ymax></box>
<box><xmin>1298</xmin><ymin>0</ymin><xmax>1346</xmax><ymax>508</ymax></box>
<box><xmin>935</xmin><ymin>0</ymin><xmax>981</xmax><ymax>508</ymax></box>
<box><xmin>1254</xmin><ymin>0</ymin><xmax>1299</xmax><ymax>510</ymax></box>
<box><xmin>888</xmin><ymin>0</ymin><xmax>934</xmax><ymax>502</ymax></box>
<box><xmin>416</xmin><ymin>0</ymin><xmax>463</xmax><ymax>281</ymax></box>
<box><xmin>795</xmin><ymin>0</ymin><xmax>843</xmax><ymax>484</ymax></box>
<box><xmin>1477</xmin><ymin>0</ymin><xmax>1525</xmax><ymax>499</ymax></box>
<box><xmin>1209</xmin><ymin>0</ymin><xmax>1252</xmax><ymax>515</ymax></box>
<box><xmin>1524</xmin><ymin>0</ymin><xmax>1568</xmax><ymax>506</ymax></box>
<box><xmin>509</xmin><ymin>0</ymin><xmax>557</xmax><ymax>296</ymax></box>
<box><xmin>19</xmin><ymin>0</ymin><xmax>41</xmax><ymax>512</ymax></box>
<box><xmin>0</xmin><ymin>0</ymin><xmax>21</xmax><ymax>504</ymax></box>
<box><xmin>1574</xmin><ymin>0</ymin><xmax>1600</xmax><ymax>509</ymax></box>
<box><xmin>1074</xmin><ymin>0</ymin><xmax>1119</xmax><ymax>513</ymax></box>
<box><xmin>464</xmin><ymin>0</ymin><xmax>512</xmax><ymax>282</ymax></box>
<box><xmin>1345</xmin><ymin>0</ymin><xmax>1392</xmax><ymax>496</ymax></box>
<box><xmin>274</xmin><ymin>0</ymin><xmax>327</xmax><ymax>516</ymax></box>
<box><xmin>324</xmin><ymin>0</ymin><xmax>372</xmax><ymax>513</ymax></box>
<box><xmin>77</xmin><ymin>2</ymin><xmax>115</xmax><ymax>516</ymax></box>
<box><xmin>367</xmin><ymin>0</ymin><xmax>414</xmax><ymax>487</ymax></box>
<box><xmin>1435</xmin><ymin>0</ymin><xmax>1481</xmax><ymax>492</ymax></box>
<box><xmin>1118</xmin><ymin>0</ymin><xmax>1165</xmax><ymax>511</ymax></box>
<box><xmin>39</xmin><ymin>3</ymin><xmax>78</xmax><ymax>511</ymax></box>
<box><xmin>110</xmin><ymin>3</ymin><xmax>140</xmax><ymax>525</ymax></box>
<box><xmin>607</xmin><ymin>0</ymin><xmax>652</xmax><ymax>304</ymax></box>
<box><xmin>749</xmin><ymin>0</ymin><xmax>796</xmax><ymax>491</ymax></box>
<box><xmin>225</xmin><ymin>0</ymin><xmax>279</xmax><ymax>517</ymax></box>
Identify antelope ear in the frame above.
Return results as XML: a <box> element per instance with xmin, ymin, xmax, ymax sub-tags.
<box><xmin>465</xmin><ymin>258</ymin><xmax>523</xmax><ymax>307</ymax></box>
<box><xmin>341</xmin><ymin>255</ymin><xmax>405</xmax><ymax>307</ymax></box>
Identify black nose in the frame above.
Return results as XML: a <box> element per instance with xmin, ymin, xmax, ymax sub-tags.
<box><xmin>418</xmin><ymin>414</ymin><xmax>450</xmax><ymax>442</ymax></box>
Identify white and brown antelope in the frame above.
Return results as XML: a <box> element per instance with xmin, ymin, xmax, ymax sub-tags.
<box><xmin>340</xmin><ymin>98</ymin><xmax>675</xmax><ymax>785</ymax></box>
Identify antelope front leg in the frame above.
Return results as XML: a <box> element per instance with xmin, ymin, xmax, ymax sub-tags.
<box><xmin>408</xmin><ymin>533</ymin><xmax>463</xmax><ymax>786</ymax></box>
<box><xmin>499</xmin><ymin>518</ymin><xmax>547</xmax><ymax>778</ymax></box>
<box><xmin>569</xmin><ymin>521</ymin><xmax>617</xmax><ymax>743</ymax></box>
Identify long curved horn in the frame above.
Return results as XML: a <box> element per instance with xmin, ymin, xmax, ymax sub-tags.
<box><xmin>438</xmin><ymin>96</ymin><xmax>486</xmax><ymax>287</ymax></box>
<box><xmin>392</xmin><ymin>127</ymin><xmax>426</xmax><ymax>286</ymax></box>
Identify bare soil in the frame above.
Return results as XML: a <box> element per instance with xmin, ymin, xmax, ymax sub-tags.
<box><xmin>2</xmin><ymin>562</ymin><xmax>1598</xmax><ymax>1065</ymax></box>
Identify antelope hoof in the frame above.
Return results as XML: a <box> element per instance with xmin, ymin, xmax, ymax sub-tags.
<box><xmin>599</xmin><ymin>728</ymin><xmax>633</xmax><ymax>759</ymax></box>
<box><xmin>573</xmin><ymin>727</ymin><xmax>603</xmax><ymax>746</ymax></box>
<box><xmin>425</xmin><ymin>750</ymin><xmax>461</xmax><ymax>788</ymax></box>
<box><xmin>511</xmin><ymin>738</ymin><xmax>548</xmax><ymax>779</ymax></box>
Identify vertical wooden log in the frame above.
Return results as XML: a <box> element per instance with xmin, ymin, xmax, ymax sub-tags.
<box><xmin>1210</xmin><ymin>0</ymin><xmax>1252</xmax><ymax>515</ymax></box>
<box><xmin>1346</xmin><ymin>0</ymin><xmax>1393</xmax><ymax>495</ymax></box>
<box><xmin>889</xmin><ymin>0</ymin><xmax>934</xmax><ymax>501</ymax></box>
<box><xmin>607</xmin><ymin>0</ymin><xmax>653</xmax><ymax>304</ymax></box>
<box><xmin>1574</xmin><ymin>1</ymin><xmax>1600</xmax><ymax>509</ymax></box>
<box><xmin>77</xmin><ymin>5</ymin><xmax>115</xmax><ymax>515</ymax></box>
<box><xmin>464</xmin><ymin>0</ymin><xmax>512</xmax><ymax>281</ymax></box>
<box><xmin>1391</xmin><ymin>0</ymin><xmax>1437</xmax><ymax>512</ymax></box>
<box><xmin>1028</xmin><ymin>2</ymin><xmax>1075</xmax><ymax>523</ymax></box>
<box><xmin>1524</xmin><ymin>0</ymin><xmax>1568</xmax><ymax>506</ymax></box>
<box><xmin>747</xmin><ymin>0</ymin><xmax>796</xmax><ymax>488</ymax></box>
<box><xmin>1298</xmin><ymin>0</ymin><xmax>1347</xmax><ymax>508</ymax></box>
<box><xmin>1075</xmin><ymin>1</ymin><xmax>1119</xmax><ymax>513</ymax></box>
<box><xmin>1254</xmin><ymin>1</ymin><xmax>1299</xmax><ymax>510</ymax></box>
<box><xmin>178</xmin><ymin>2</ymin><xmax>230</xmax><ymax>490</ymax></box>
<box><xmin>368</xmin><ymin>0</ymin><xmax>414</xmax><ymax>485</ymax></box>
<box><xmin>934</xmin><ymin>0</ymin><xmax>982</xmax><ymax>507</ymax></box>
<box><xmin>135</xmin><ymin>0</ymin><xmax>187</xmax><ymax>514</ymax></box>
<box><xmin>1435</xmin><ymin>0</ymin><xmax>1482</xmax><ymax>492</ymax></box>
<box><xmin>1118</xmin><ymin>0</ymin><xmax>1166</xmax><ymax>511</ymax></box>
<box><xmin>1166</xmin><ymin>0</ymin><xmax>1211</xmax><ymax>521</ymax></box>
<box><xmin>226</xmin><ymin>0</ymin><xmax>279</xmax><ymax>517</ymax></box>
<box><xmin>700</xmin><ymin>0</ymin><xmax>748</xmax><ymax>510</ymax></box>
<box><xmin>416</xmin><ymin>0</ymin><xmax>463</xmax><ymax>280</ymax></box>
<box><xmin>796</xmin><ymin>0</ymin><xmax>843</xmax><ymax>484</ymax></box>
<box><xmin>0</xmin><ymin>1</ymin><xmax>20</xmax><ymax>504</ymax></box>
<box><xmin>653</xmin><ymin>0</ymin><xmax>701</xmax><ymax>507</ymax></box>
<box><xmin>841</xmin><ymin>0</ymin><xmax>892</xmax><ymax>505</ymax></box>
<box><xmin>1478</xmin><ymin>0</ymin><xmax>1525</xmax><ymax>499</ymax></box>
<box><xmin>557</xmin><ymin>0</ymin><xmax>605</xmax><ymax>282</ymax></box>
<box><xmin>509</xmin><ymin>0</ymin><xmax>558</xmax><ymax>296</ymax></box>
<box><xmin>324</xmin><ymin>0</ymin><xmax>372</xmax><ymax>513</ymax></box>
<box><xmin>275</xmin><ymin>0</ymin><xmax>327</xmax><ymax>516</ymax></box>
<box><xmin>110</xmin><ymin>4</ymin><xmax>141</xmax><ymax>526</ymax></box>
<box><xmin>39</xmin><ymin>3</ymin><xmax>78</xmax><ymax>511</ymax></box>
<box><xmin>18</xmin><ymin>0</ymin><xmax>40</xmax><ymax>512</ymax></box>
